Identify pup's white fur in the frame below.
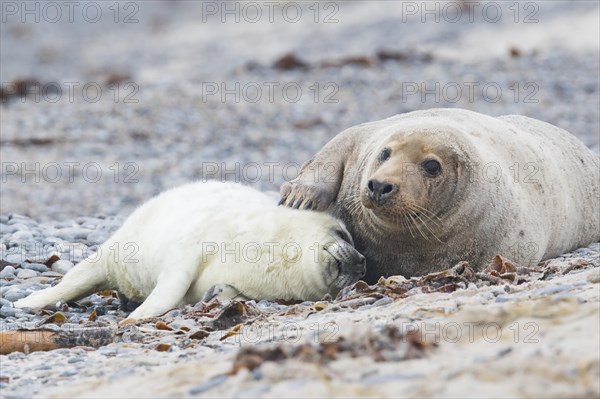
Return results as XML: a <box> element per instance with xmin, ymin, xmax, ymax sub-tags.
<box><xmin>15</xmin><ymin>182</ymin><xmax>365</xmax><ymax>320</ymax></box>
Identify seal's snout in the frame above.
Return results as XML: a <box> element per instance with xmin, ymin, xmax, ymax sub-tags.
<box><xmin>338</xmin><ymin>244</ymin><xmax>366</xmax><ymax>280</ymax></box>
<box><xmin>354</xmin><ymin>254</ymin><xmax>367</xmax><ymax>278</ymax></box>
<box><xmin>327</xmin><ymin>241</ymin><xmax>366</xmax><ymax>288</ymax></box>
<box><xmin>367</xmin><ymin>179</ymin><xmax>396</xmax><ymax>206</ymax></box>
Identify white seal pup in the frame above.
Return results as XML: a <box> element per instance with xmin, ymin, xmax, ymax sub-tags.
<box><xmin>280</xmin><ymin>108</ymin><xmax>600</xmax><ymax>282</ymax></box>
<box><xmin>15</xmin><ymin>182</ymin><xmax>365</xmax><ymax>320</ymax></box>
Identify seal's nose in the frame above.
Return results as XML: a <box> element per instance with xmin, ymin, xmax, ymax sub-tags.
<box><xmin>356</xmin><ymin>254</ymin><xmax>366</xmax><ymax>278</ymax></box>
<box><xmin>338</xmin><ymin>252</ymin><xmax>366</xmax><ymax>279</ymax></box>
<box><xmin>367</xmin><ymin>179</ymin><xmax>396</xmax><ymax>205</ymax></box>
<box><xmin>332</xmin><ymin>242</ymin><xmax>366</xmax><ymax>280</ymax></box>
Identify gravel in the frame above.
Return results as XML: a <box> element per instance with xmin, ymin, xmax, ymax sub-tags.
<box><xmin>0</xmin><ymin>1</ymin><xmax>598</xmax><ymax>398</ymax></box>
<box><xmin>1</xmin><ymin>1</ymin><xmax>598</xmax><ymax>222</ymax></box>
<box><xmin>0</xmin><ymin>266</ymin><xmax>16</xmax><ymax>279</ymax></box>
<box><xmin>51</xmin><ymin>260</ymin><xmax>74</xmax><ymax>275</ymax></box>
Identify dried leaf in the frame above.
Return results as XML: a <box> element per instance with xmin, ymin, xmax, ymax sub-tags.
<box><xmin>219</xmin><ymin>324</ymin><xmax>242</xmax><ymax>341</ymax></box>
<box><xmin>38</xmin><ymin>312</ymin><xmax>68</xmax><ymax>326</ymax></box>
<box><xmin>155</xmin><ymin>343</ymin><xmax>171</xmax><ymax>352</ymax></box>
<box><xmin>562</xmin><ymin>259</ymin><xmax>589</xmax><ymax>275</ymax></box>
<box><xmin>44</xmin><ymin>254</ymin><xmax>60</xmax><ymax>267</ymax></box>
<box><xmin>435</xmin><ymin>283</ymin><xmax>465</xmax><ymax>293</ymax></box>
<box><xmin>231</xmin><ymin>347</ymin><xmax>286</xmax><ymax>374</ymax></box>
<box><xmin>208</xmin><ymin>301</ymin><xmax>262</xmax><ymax>331</ymax></box>
<box><xmin>404</xmin><ymin>328</ymin><xmax>436</xmax><ymax>359</ymax></box>
<box><xmin>97</xmin><ymin>290</ymin><xmax>118</xmax><ymax>298</ymax></box>
<box><xmin>484</xmin><ymin>255</ymin><xmax>518</xmax><ymax>275</ymax></box>
<box><xmin>155</xmin><ymin>321</ymin><xmax>173</xmax><ymax>331</ymax></box>
<box><xmin>313</xmin><ymin>302</ymin><xmax>327</xmax><ymax>311</ymax></box>
<box><xmin>189</xmin><ymin>329</ymin><xmax>209</xmax><ymax>340</ymax></box>
<box><xmin>376</xmin><ymin>50</ymin><xmax>408</xmax><ymax>61</ymax></box>
<box><xmin>273</xmin><ymin>53</ymin><xmax>308</xmax><ymax>70</ymax></box>
<box><xmin>229</xmin><ymin>324</ymin><xmax>434</xmax><ymax>373</ymax></box>
<box><xmin>88</xmin><ymin>309</ymin><xmax>97</xmax><ymax>322</ymax></box>
<box><xmin>321</xmin><ymin>341</ymin><xmax>340</xmax><ymax>359</ymax></box>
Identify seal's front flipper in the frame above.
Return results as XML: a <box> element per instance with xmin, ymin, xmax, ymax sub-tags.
<box><xmin>279</xmin><ymin>125</ymin><xmax>366</xmax><ymax>211</ymax></box>
<box><xmin>279</xmin><ymin>180</ymin><xmax>336</xmax><ymax>211</ymax></box>
<box><xmin>201</xmin><ymin>284</ymin><xmax>248</xmax><ymax>303</ymax></box>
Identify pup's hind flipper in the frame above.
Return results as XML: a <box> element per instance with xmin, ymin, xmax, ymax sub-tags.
<box><xmin>201</xmin><ymin>284</ymin><xmax>247</xmax><ymax>303</ymax></box>
<box><xmin>14</xmin><ymin>258</ymin><xmax>107</xmax><ymax>309</ymax></box>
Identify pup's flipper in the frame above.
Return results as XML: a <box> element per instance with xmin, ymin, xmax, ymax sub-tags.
<box><xmin>201</xmin><ymin>283</ymin><xmax>248</xmax><ymax>303</ymax></box>
<box><xmin>125</xmin><ymin>268</ymin><xmax>194</xmax><ymax>320</ymax></box>
<box><xmin>14</xmin><ymin>258</ymin><xmax>107</xmax><ymax>309</ymax></box>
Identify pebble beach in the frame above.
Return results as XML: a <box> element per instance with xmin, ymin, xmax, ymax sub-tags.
<box><xmin>1</xmin><ymin>1</ymin><xmax>599</xmax><ymax>397</ymax></box>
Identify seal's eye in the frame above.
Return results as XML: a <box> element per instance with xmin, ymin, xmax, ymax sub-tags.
<box><xmin>422</xmin><ymin>159</ymin><xmax>442</xmax><ymax>176</ymax></box>
<box><xmin>333</xmin><ymin>229</ymin><xmax>353</xmax><ymax>245</ymax></box>
<box><xmin>379</xmin><ymin>148</ymin><xmax>391</xmax><ymax>162</ymax></box>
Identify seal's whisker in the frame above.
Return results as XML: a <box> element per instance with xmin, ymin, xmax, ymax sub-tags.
<box><xmin>398</xmin><ymin>213</ymin><xmax>416</xmax><ymax>239</ymax></box>
<box><xmin>408</xmin><ymin>210</ymin><xmax>430</xmax><ymax>242</ymax></box>
<box><xmin>412</xmin><ymin>207</ymin><xmax>444</xmax><ymax>230</ymax></box>
<box><xmin>404</xmin><ymin>214</ymin><xmax>417</xmax><ymax>239</ymax></box>
<box><xmin>347</xmin><ymin>196</ymin><xmax>366</xmax><ymax>226</ymax></box>
<box><xmin>411</xmin><ymin>203</ymin><xmax>443</xmax><ymax>223</ymax></box>
<box><xmin>411</xmin><ymin>209</ymin><xmax>443</xmax><ymax>243</ymax></box>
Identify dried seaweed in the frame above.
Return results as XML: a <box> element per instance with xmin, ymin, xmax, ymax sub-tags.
<box><xmin>230</xmin><ymin>325</ymin><xmax>434</xmax><ymax>374</ymax></box>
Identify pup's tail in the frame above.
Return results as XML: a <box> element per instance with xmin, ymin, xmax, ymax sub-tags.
<box><xmin>14</xmin><ymin>251</ymin><xmax>108</xmax><ymax>310</ymax></box>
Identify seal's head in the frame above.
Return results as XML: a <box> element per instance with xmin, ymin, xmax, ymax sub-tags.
<box><xmin>320</xmin><ymin>221</ymin><xmax>366</xmax><ymax>292</ymax></box>
<box><xmin>359</xmin><ymin>125</ymin><xmax>470</xmax><ymax>240</ymax></box>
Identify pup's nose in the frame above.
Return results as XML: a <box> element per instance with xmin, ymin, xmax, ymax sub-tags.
<box><xmin>367</xmin><ymin>179</ymin><xmax>396</xmax><ymax>205</ymax></box>
<box><xmin>356</xmin><ymin>255</ymin><xmax>366</xmax><ymax>277</ymax></box>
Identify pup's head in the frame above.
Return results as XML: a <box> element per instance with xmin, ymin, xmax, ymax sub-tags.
<box><xmin>274</xmin><ymin>210</ymin><xmax>366</xmax><ymax>301</ymax></box>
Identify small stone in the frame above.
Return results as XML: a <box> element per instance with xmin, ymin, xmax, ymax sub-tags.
<box><xmin>169</xmin><ymin>319</ymin><xmax>198</xmax><ymax>331</ymax></box>
<box><xmin>586</xmin><ymin>268</ymin><xmax>600</xmax><ymax>284</ymax></box>
<box><xmin>20</xmin><ymin>263</ymin><xmax>48</xmax><ymax>273</ymax></box>
<box><xmin>0</xmin><ymin>305</ymin><xmax>18</xmax><ymax>317</ymax></box>
<box><xmin>5</xmin><ymin>253</ymin><xmax>24</xmax><ymax>264</ymax></box>
<box><xmin>14</xmin><ymin>311</ymin><xmax>31</xmax><ymax>318</ymax></box>
<box><xmin>2</xmin><ymin>290</ymin><xmax>26</xmax><ymax>302</ymax></box>
<box><xmin>52</xmin><ymin>260</ymin><xmax>74</xmax><ymax>275</ymax></box>
<box><xmin>0</xmin><ymin>224</ymin><xmax>17</xmax><ymax>235</ymax></box>
<box><xmin>17</xmin><ymin>269</ymin><xmax>38</xmax><ymax>279</ymax></box>
<box><xmin>164</xmin><ymin>309</ymin><xmax>181</xmax><ymax>318</ymax></box>
<box><xmin>87</xmin><ymin>231</ymin><xmax>109</xmax><ymax>244</ymax></box>
<box><xmin>7</xmin><ymin>214</ymin><xmax>34</xmax><ymax>225</ymax></box>
<box><xmin>10</xmin><ymin>231</ymin><xmax>34</xmax><ymax>242</ymax></box>
<box><xmin>54</xmin><ymin>221</ymin><xmax>76</xmax><ymax>229</ymax></box>
<box><xmin>495</xmin><ymin>294</ymin><xmax>512</xmax><ymax>303</ymax></box>
<box><xmin>43</xmin><ymin>236</ymin><xmax>64</xmax><ymax>245</ymax></box>
<box><xmin>189</xmin><ymin>375</ymin><xmax>228</xmax><ymax>395</ymax></box>
<box><xmin>54</xmin><ymin>227</ymin><xmax>91</xmax><ymax>241</ymax></box>
<box><xmin>0</xmin><ymin>266</ymin><xmax>16</xmax><ymax>278</ymax></box>
<box><xmin>14</xmin><ymin>223</ymin><xmax>32</xmax><ymax>231</ymax></box>
<box><xmin>41</xmin><ymin>271</ymin><xmax>63</xmax><ymax>278</ymax></box>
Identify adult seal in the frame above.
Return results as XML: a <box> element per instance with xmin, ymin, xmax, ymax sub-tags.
<box><xmin>280</xmin><ymin>108</ymin><xmax>600</xmax><ymax>283</ymax></box>
<box><xmin>15</xmin><ymin>182</ymin><xmax>365</xmax><ymax>320</ymax></box>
